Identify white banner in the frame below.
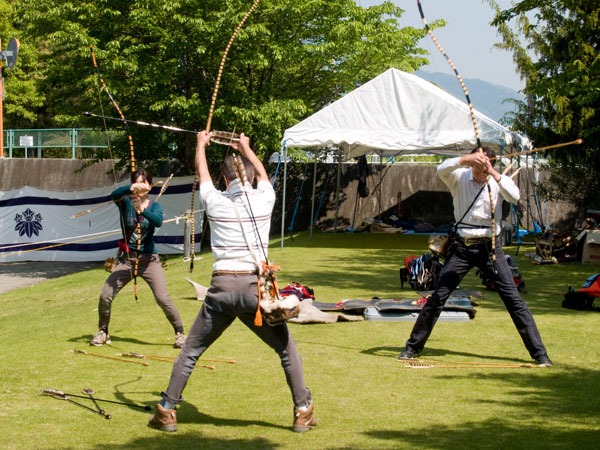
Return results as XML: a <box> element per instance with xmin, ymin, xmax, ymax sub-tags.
<box><xmin>0</xmin><ymin>176</ymin><xmax>203</xmax><ymax>262</ymax></box>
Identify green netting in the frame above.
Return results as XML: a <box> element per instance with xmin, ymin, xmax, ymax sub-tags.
<box><xmin>2</xmin><ymin>128</ymin><xmax>121</xmax><ymax>158</ymax></box>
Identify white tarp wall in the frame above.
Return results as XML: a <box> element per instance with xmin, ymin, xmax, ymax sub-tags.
<box><xmin>0</xmin><ymin>176</ymin><xmax>202</xmax><ymax>262</ymax></box>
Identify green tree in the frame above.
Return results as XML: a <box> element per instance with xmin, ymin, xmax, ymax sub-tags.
<box><xmin>489</xmin><ymin>0</ymin><xmax>600</xmax><ymax>212</ymax></box>
<box><xmin>13</xmin><ymin>0</ymin><xmax>429</xmax><ymax>172</ymax></box>
<box><xmin>0</xmin><ymin>0</ymin><xmax>44</xmax><ymax>128</ymax></box>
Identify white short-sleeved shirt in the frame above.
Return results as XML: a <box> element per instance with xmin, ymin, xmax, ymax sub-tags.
<box><xmin>437</xmin><ymin>157</ymin><xmax>520</xmax><ymax>238</ymax></box>
<box><xmin>199</xmin><ymin>179</ymin><xmax>275</xmax><ymax>271</ymax></box>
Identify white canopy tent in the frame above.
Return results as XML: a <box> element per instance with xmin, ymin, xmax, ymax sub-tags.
<box><xmin>278</xmin><ymin>68</ymin><xmax>530</xmax><ymax>245</ymax></box>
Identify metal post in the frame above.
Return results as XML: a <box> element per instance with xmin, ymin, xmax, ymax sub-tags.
<box><xmin>378</xmin><ymin>154</ymin><xmax>383</xmax><ymax>216</ymax></box>
<box><xmin>280</xmin><ymin>146</ymin><xmax>288</xmax><ymax>250</ymax></box>
<box><xmin>183</xmin><ymin>209</ymin><xmax>191</xmax><ymax>260</ymax></box>
<box><xmin>309</xmin><ymin>150</ymin><xmax>318</xmax><ymax>239</ymax></box>
<box><xmin>71</xmin><ymin>129</ymin><xmax>77</xmax><ymax>159</ymax></box>
<box><xmin>0</xmin><ymin>38</ymin><xmax>3</xmax><ymax>158</ymax></box>
<box><xmin>526</xmin><ymin>155</ymin><xmax>530</xmax><ymax>231</ymax></box>
<box><xmin>333</xmin><ymin>149</ymin><xmax>342</xmax><ymax>232</ymax></box>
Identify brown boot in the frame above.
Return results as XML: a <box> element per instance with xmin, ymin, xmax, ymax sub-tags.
<box><xmin>148</xmin><ymin>404</ymin><xmax>177</xmax><ymax>432</ymax></box>
<box><xmin>293</xmin><ymin>404</ymin><xmax>317</xmax><ymax>432</ymax></box>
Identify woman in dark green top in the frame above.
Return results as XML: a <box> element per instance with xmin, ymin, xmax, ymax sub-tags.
<box><xmin>90</xmin><ymin>169</ymin><xmax>186</xmax><ymax>348</ymax></box>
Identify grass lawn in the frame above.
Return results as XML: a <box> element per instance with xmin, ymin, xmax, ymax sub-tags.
<box><xmin>0</xmin><ymin>232</ymin><xmax>599</xmax><ymax>449</ymax></box>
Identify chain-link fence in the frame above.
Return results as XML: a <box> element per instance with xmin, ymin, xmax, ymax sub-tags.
<box><xmin>1</xmin><ymin>128</ymin><xmax>120</xmax><ymax>158</ymax></box>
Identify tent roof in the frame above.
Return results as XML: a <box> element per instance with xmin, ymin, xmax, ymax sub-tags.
<box><xmin>282</xmin><ymin>68</ymin><xmax>530</xmax><ymax>159</ymax></box>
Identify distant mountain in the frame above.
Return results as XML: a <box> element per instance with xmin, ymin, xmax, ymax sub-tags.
<box><xmin>415</xmin><ymin>70</ymin><xmax>524</xmax><ymax>123</ymax></box>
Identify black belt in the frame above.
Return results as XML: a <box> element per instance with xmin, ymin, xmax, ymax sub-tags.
<box><xmin>212</xmin><ymin>270</ymin><xmax>257</xmax><ymax>277</ymax></box>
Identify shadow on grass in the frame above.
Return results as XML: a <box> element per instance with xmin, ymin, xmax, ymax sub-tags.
<box><xmin>88</xmin><ymin>401</ymin><xmax>287</xmax><ymax>450</ymax></box>
<box><xmin>363</xmin><ymin>421</ymin><xmax>599</xmax><ymax>450</ymax></box>
<box><xmin>176</xmin><ymin>406</ymin><xmax>289</xmax><ymax>431</ymax></box>
<box><xmin>359</xmin><ymin>365</ymin><xmax>600</xmax><ymax>449</ymax></box>
<box><xmin>110</xmin><ymin>379</ymin><xmax>288</xmax><ymax>433</ymax></box>
<box><xmin>90</xmin><ymin>433</ymin><xmax>279</xmax><ymax>450</ymax></box>
<box><xmin>277</xmin><ymin>232</ymin><xmax>431</xmax><ymax>250</ymax></box>
<box><xmin>112</xmin><ymin>378</ymin><xmax>157</xmax><ymax>413</ymax></box>
<box><xmin>295</xmin><ymin>338</ymin><xmax>370</xmax><ymax>352</ymax></box>
<box><xmin>362</xmin><ymin>345</ymin><xmax>534</xmax><ymax>364</ymax></box>
<box><xmin>286</xmin><ymin>254</ymin><xmax>407</xmax><ymax>295</ymax></box>
<box><xmin>0</xmin><ymin>261</ymin><xmax>99</xmax><ymax>279</ymax></box>
<box><xmin>68</xmin><ymin>334</ymin><xmax>173</xmax><ymax>347</ymax></box>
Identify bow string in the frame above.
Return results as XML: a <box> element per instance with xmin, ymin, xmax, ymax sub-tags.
<box><xmin>90</xmin><ymin>45</ymin><xmax>143</xmax><ymax>298</ymax></box>
<box><xmin>89</xmin><ymin>45</ymin><xmax>136</xmax><ymax>172</ymax></box>
<box><xmin>189</xmin><ymin>0</ymin><xmax>262</xmax><ymax>272</ymax></box>
<box><xmin>417</xmin><ymin>1</ymin><xmax>497</xmax><ymax>270</ymax></box>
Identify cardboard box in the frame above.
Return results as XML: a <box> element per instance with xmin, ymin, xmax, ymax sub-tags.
<box><xmin>582</xmin><ymin>230</ymin><xmax>600</xmax><ymax>264</ymax></box>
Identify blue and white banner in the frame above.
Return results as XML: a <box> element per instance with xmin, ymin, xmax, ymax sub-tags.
<box><xmin>0</xmin><ymin>176</ymin><xmax>203</xmax><ymax>262</ymax></box>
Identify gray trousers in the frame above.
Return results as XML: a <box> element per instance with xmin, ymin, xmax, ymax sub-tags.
<box><xmin>98</xmin><ymin>253</ymin><xmax>183</xmax><ymax>333</ymax></box>
<box><xmin>161</xmin><ymin>274</ymin><xmax>312</xmax><ymax>409</ymax></box>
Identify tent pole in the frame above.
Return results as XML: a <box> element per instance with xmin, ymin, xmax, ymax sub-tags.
<box><xmin>333</xmin><ymin>149</ymin><xmax>342</xmax><ymax>232</ymax></box>
<box><xmin>351</xmin><ymin>187</ymin><xmax>360</xmax><ymax>228</ymax></box>
<box><xmin>309</xmin><ymin>150</ymin><xmax>318</xmax><ymax>239</ymax></box>
<box><xmin>379</xmin><ymin>154</ymin><xmax>383</xmax><ymax>216</ymax></box>
<box><xmin>525</xmin><ymin>155</ymin><xmax>530</xmax><ymax>231</ymax></box>
<box><xmin>280</xmin><ymin>145</ymin><xmax>288</xmax><ymax>250</ymax></box>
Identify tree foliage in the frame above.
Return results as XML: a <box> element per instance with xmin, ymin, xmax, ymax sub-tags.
<box><xmin>0</xmin><ymin>0</ymin><xmax>44</xmax><ymax>127</ymax></box>
<box><xmin>12</xmin><ymin>0</ymin><xmax>429</xmax><ymax>173</ymax></box>
<box><xmin>489</xmin><ymin>0</ymin><xmax>600</xmax><ymax>211</ymax></box>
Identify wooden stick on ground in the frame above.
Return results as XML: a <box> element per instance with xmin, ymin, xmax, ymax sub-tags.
<box><xmin>398</xmin><ymin>358</ymin><xmax>533</xmax><ymax>366</ymax></box>
<box><xmin>119</xmin><ymin>351</ymin><xmax>236</xmax><ymax>364</ymax></box>
<box><xmin>401</xmin><ymin>360</ymin><xmax>537</xmax><ymax>369</ymax></box>
<box><xmin>72</xmin><ymin>349</ymin><xmax>148</xmax><ymax>366</ymax></box>
<box><xmin>116</xmin><ymin>352</ymin><xmax>216</xmax><ymax>370</ymax></box>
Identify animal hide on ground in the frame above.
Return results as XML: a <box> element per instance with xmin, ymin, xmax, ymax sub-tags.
<box><xmin>288</xmin><ymin>299</ymin><xmax>363</xmax><ymax>324</ymax></box>
<box><xmin>185</xmin><ymin>277</ymin><xmax>208</xmax><ymax>300</ymax></box>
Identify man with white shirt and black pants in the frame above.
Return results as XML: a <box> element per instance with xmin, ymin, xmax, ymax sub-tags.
<box><xmin>398</xmin><ymin>147</ymin><xmax>552</xmax><ymax>367</ymax></box>
<box><xmin>149</xmin><ymin>131</ymin><xmax>316</xmax><ymax>432</ymax></box>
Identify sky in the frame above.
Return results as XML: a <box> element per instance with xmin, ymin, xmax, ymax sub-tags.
<box><xmin>357</xmin><ymin>0</ymin><xmax>525</xmax><ymax>91</ymax></box>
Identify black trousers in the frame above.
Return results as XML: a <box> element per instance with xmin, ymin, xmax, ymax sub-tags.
<box><xmin>405</xmin><ymin>238</ymin><xmax>548</xmax><ymax>359</ymax></box>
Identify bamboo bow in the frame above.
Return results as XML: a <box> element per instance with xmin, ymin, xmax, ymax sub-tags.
<box><xmin>188</xmin><ymin>0</ymin><xmax>262</xmax><ymax>273</ymax></box>
<box><xmin>417</xmin><ymin>0</ymin><xmax>497</xmax><ymax>269</ymax></box>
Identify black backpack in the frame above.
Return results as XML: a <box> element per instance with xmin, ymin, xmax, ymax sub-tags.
<box><xmin>562</xmin><ymin>288</ymin><xmax>597</xmax><ymax>311</ymax></box>
<box><xmin>400</xmin><ymin>253</ymin><xmax>442</xmax><ymax>290</ymax></box>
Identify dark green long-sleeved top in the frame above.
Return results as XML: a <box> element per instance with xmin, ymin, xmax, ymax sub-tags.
<box><xmin>111</xmin><ymin>185</ymin><xmax>163</xmax><ymax>254</ymax></box>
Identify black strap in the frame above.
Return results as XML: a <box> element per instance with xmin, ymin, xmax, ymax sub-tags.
<box><xmin>450</xmin><ymin>184</ymin><xmax>487</xmax><ymax>234</ymax></box>
<box><xmin>120</xmin><ymin>200</ymin><xmax>149</xmax><ymax>249</ymax></box>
